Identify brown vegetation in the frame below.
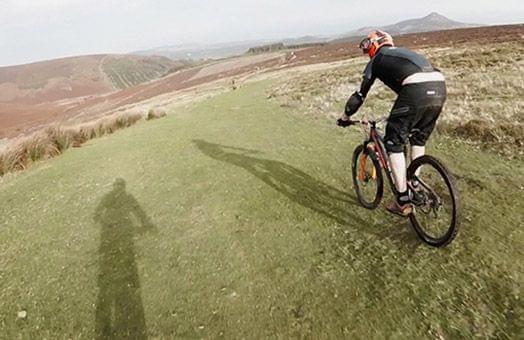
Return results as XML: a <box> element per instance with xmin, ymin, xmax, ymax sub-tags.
<box><xmin>0</xmin><ymin>112</ymin><xmax>148</xmax><ymax>176</ymax></box>
<box><xmin>146</xmin><ymin>109</ymin><xmax>167</xmax><ymax>120</ymax></box>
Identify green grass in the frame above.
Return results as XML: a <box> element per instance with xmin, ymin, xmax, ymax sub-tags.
<box><xmin>0</xmin><ymin>81</ymin><xmax>522</xmax><ymax>339</ymax></box>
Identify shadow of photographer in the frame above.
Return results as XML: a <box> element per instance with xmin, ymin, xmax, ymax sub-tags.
<box><xmin>93</xmin><ymin>178</ymin><xmax>156</xmax><ymax>340</ymax></box>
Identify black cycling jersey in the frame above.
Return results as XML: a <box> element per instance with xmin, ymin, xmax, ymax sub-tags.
<box><xmin>343</xmin><ymin>45</ymin><xmax>447</xmax><ymax>153</ymax></box>
<box><xmin>359</xmin><ymin>46</ymin><xmax>437</xmax><ymax>97</ymax></box>
<box><xmin>344</xmin><ymin>46</ymin><xmax>442</xmax><ymax>117</ymax></box>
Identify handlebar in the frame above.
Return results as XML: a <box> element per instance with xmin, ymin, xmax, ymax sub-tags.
<box><xmin>353</xmin><ymin>116</ymin><xmax>388</xmax><ymax>125</ymax></box>
<box><xmin>338</xmin><ymin>116</ymin><xmax>388</xmax><ymax>127</ymax></box>
<box><xmin>348</xmin><ymin>120</ymin><xmax>368</xmax><ymax>126</ymax></box>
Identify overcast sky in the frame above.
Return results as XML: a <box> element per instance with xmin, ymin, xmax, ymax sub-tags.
<box><xmin>1</xmin><ymin>0</ymin><xmax>523</xmax><ymax>66</ymax></box>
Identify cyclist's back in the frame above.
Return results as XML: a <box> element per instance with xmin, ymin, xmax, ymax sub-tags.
<box><xmin>369</xmin><ymin>46</ymin><xmax>440</xmax><ymax>94</ymax></box>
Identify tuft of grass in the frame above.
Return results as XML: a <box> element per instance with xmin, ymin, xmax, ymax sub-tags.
<box><xmin>22</xmin><ymin>134</ymin><xmax>60</xmax><ymax>162</ymax></box>
<box><xmin>46</xmin><ymin>126</ymin><xmax>75</xmax><ymax>152</ymax></box>
<box><xmin>0</xmin><ymin>144</ymin><xmax>27</xmax><ymax>175</ymax></box>
<box><xmin>146</xmin><ymin>109</ymin><xmax>168</xmax><ymax>121</ymax></box>
<box><xmin>0</xmin><ymin>112</ymin><xmax>146</xmax><ymax>177</ymax></box>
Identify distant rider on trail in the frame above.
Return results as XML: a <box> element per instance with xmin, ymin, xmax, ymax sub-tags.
<box><xmin>338</xmin><ymin>30</ymin><xmax>447</xmax><ymax>217</ymax></box>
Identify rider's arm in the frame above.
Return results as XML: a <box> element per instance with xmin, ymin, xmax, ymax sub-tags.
<box><xmin>344</xmin><ymin>58</ymin><xmax>376</xmax><ymax>117</ymax></box>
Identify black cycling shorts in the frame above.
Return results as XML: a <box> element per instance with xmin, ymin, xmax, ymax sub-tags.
<box><xmin>384</xmin><ymin>81</ymin><xmax>447</xmax><ymax>153</ymax></box>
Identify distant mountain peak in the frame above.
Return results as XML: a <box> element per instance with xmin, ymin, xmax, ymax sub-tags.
<box><xmin>345</xmin><ymin>12</ymin><xmax>480</xmax><ymax>38</ymax></box>
<box><xmin>422</xmin><ymin>12</ymin><xmax>457</xmax><ymax>23</ymax></box>
<box><xmin>425</xmin><ymin>12</ymin><xmax>445</xmax><ymax>19</ymax></box>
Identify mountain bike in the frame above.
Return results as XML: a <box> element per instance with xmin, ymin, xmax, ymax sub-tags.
<box><xmin>346</xmin><ymin>117</ymin><xmax>460</xmax><ymax>247</ymax></box>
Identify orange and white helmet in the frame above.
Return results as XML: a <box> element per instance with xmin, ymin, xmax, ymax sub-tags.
<box><xmin>359</xmin><ymin>30</ymin><xmax>394</xmax><ymax>58</ymax></box>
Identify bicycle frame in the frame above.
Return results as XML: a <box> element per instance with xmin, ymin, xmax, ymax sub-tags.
<box><xmin>353</xmin><ymin>120</ymin><xmax>401</xmax><ymax>197</ymax></box>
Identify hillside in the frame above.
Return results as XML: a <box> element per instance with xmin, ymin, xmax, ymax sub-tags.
<box><xmin>0</xmin><ymin>55</ymin><xmax>111</xmax><ymax>105</ymax></box>
<box><xmin>0</xmin><ymin>55</ymin><xmax>183</xmax><ymax>105</ymax></box>
<box><xmin>102</xmin><ymin>55</ymin><xmax>190</xmax><ymax>90</ymax></box>
<box><xmin>1</xmin><ymin>78</ymin><xmax>522</xmax><ymax>338</ymax></box>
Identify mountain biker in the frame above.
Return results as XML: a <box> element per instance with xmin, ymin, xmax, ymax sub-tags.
<box><xmin>337</xmin><ymin>30</ymin><xmax>446</xmax><ymax>217</ymax></box>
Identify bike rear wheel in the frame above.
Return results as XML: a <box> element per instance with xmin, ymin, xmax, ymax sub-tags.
<box><xmin>352</xmin><ymin>144</ymin><xmax>384</xmax><ymax>209</ymax></box>
<box><xmin>407</xmin><ymin>155</ymin><xmax>460</xmax><ymax>247</ymax></box>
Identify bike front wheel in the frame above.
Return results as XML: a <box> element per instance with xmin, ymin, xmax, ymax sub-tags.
<box><xmin>407</xmin><ymin>155</ymin><xmax>460</xmax><ymax>247</ymax></box>
<box><xmin>352</xmin><ymin>144</ymin><xmax>384</xmax><ymax>209</ymax></box>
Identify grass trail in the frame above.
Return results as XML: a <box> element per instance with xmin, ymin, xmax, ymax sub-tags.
<box><xmin>0</xmin><ymin>81</ymin><xmax>522</xmax><ymax>338</ymax></box>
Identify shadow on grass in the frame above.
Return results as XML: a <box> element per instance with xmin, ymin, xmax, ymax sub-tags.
<box><xmin>93</xmin><ymin>179</ymin><xmax>156</xmax><ymax>340</ymax></box>
<box><xmin>193</xmin><ymin>139</ymin><xmax>421</xmax><ymax>251</ymax></box>
<box><xmin>194</xmin><ymin>140</ymin><xmax>361</xmax><ymax>222</ymax></box>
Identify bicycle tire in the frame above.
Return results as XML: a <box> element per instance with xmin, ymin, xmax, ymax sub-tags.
<box><xmin>407</xmin><ymin>155</ymin><xmax>460</xmax><ymax>247</ymax></box>
<box><xmin>352</xmin><ymin>144</ymin><xmax>384</xmax><ymax>209</ymax></box>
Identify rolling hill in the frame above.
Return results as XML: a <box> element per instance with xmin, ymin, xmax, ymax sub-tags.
<box><xmin>0</xmin><ymin>55</ymin><xmax>186</xmax><ymax>105</ymax></box>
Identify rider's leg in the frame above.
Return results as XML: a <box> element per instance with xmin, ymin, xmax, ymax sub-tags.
<box><xmin>390</xmin><ymin>152</ymin><xmax>407</xmax><ymax>193</ymax></box>
<box><xmin>411</xmin><ymin>145</ymin><xmax>425</xmax><ymax>177</ymax></box>
<box><xmin>411</xmin><ymin>145</ymin><xmax>425</xmax><ymax>161</ymax></box>
<box><xmin>389</xmin><ymin>152</ymin><xmax>410</xmax><ymax>205</ymax></box>
<box><xmin>410</xmin><ymin>103</ymin><xmax>444</xmax><ymax>179</ymax></box>
<box><xmin>385</xmin><ymin>103</ymin><xmax>414</xmax><ymax>205</ymax></box>
<box><xmin>385</xmin><ymin>128</ymin><xmax>411</xmax><ymax>205</ymax></box>
<box><xmin>387</xmin><ymin>149</ymin><xmax>412</xmax><ymax>216</ymax></box>
<box><xmin>384</xmin><ymin>91</ymin><xmax>418</xmax><ymax>215</ymax></box>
